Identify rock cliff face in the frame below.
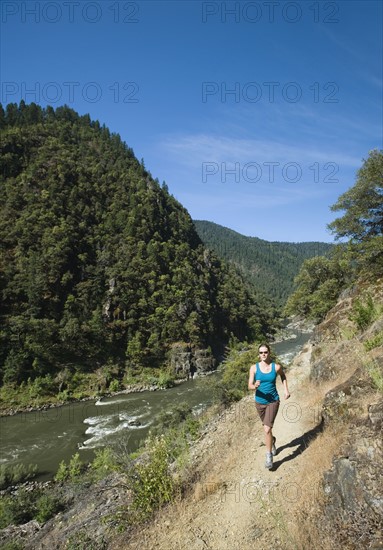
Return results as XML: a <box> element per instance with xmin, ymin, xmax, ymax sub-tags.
<box><xmin>309</xmin><ymin>280</ymin><xmax>383</xmax><ymax>549</ymax></box>
<box><xmin>169</xmin><ymin>343</ymin><xmax>216</xmax><ymax>378</ymax></box>
<box><xmin>322</xmin><ymin>402</ymin><xmax>383</xmax><ymax>549</ymax></box>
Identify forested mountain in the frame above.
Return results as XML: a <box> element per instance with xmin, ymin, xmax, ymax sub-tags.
<box><xmin>193</xmin><ymin>220</ymin><xmax>333</xmax><ymax>311</ymax></box>
<box><xmin>0</xmin><ymin>102</ymin><xmax>270</xmax><ymax>389</ymax></box>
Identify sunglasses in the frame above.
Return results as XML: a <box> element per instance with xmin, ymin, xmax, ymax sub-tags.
<box><xmin>259</xmin><ymin>351</ymin><xmax>269</xmax><ymax>354</ymax></box>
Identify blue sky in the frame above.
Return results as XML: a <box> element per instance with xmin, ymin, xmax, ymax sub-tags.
<box><xmin>1</xmin><ymin>0</ymin><xmax>382</xmax><ymax>242</ymax></box>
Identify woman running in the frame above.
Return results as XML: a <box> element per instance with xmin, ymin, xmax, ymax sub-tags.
<box><xmin>248</xmin><ymin>343</ymin><xmax>290</xmax><ymax>469</ymax></box>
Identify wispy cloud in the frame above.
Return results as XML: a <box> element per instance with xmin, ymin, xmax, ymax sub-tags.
<box><xmin>153</xmin><ymin>129</ymin><xmax>358</xmax><ymax>238</ymax></box>
<box><xmin>160</xmin><ymin>133</ymin><xmax>362</xmax><ymax>169</ymax></box>
<box><xmin>178</xmin><ymin>183</ymin><xmax>331</xmax><ymax>209</ymax></box>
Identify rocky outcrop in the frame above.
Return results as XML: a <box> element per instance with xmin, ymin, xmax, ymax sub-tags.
<box><xmin>169</xmin><ymin>343</ymin><xmax>215</xmax><ymax>378</ymax></box>
<box><xmin>368</xmin><ymin>400</ymin><xmax>383</xmax><ymax>429</ymax></box>
<box><xmin>307</xmin><ymin>279</ymin><xmax>383</xmax><ymax>549</ymax></box>
<box><xmin>321</xmin><ymin>399</ymin><xmax>383</xmax><ymax>549</ymax></box>
<box><xmin>0</xmin><ymin>473</ymin><xmax>132</xmax><ymax>550</ymax></box>
<box><xmin>194</xmin><ymin>348</ymin><xmax>216</xmax><ymax>374</ymax></box>
<box><xmin>322</xmin><ymin>367</ymin><xmax>377</xmax><ymax>423</ymax></box>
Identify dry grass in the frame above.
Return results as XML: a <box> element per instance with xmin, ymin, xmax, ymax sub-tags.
<box><xmin>270</xmin><ymin>363</ymin><xmax>381</xmax><ymax>550</ymax></box>
<box><xmin>282</xmin><ymin>422</ymin><xmax>345</xmax><ymax>550</ymax></box>
<box><xmin>193</xmin><ymin>475</ymin><xmax>224</xmax><ymax>501</ymax></box>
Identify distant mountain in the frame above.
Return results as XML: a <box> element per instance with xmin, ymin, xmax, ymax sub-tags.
<box><xmin>193</xmin><ymin>220</ymin><xmax>333</xmax><ymax>312</ymax></box>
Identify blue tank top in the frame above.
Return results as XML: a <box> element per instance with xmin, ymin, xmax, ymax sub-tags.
<box><xmin>254</xmin><ymin>362</ymin><xmax>279</xmax><ymax>404</ymax></box>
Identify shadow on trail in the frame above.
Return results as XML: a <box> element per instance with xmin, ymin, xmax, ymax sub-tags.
<box><xmin>271</xmin><ymin>419</ymin><xmax>324</xmax><ymax>471</ymax></box>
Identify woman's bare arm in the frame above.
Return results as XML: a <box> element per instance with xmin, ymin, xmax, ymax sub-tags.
<box><xmin>276</xmin><ymin>363</ymin><xmax>290</xmax><ymax>399</ymax></box>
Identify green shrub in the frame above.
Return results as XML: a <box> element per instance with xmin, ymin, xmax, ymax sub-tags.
<box><xmin>65</xmin><ymin>530</ymin><xmax>108</xmax><ymax>550</ymax></box>
<box><xmin>57</xmin><ymin>389</ymin><xmax>71</xmax><ymax>402</ymax></box>
<box><xmin>0</xmin><ymin>486</ymin><xmax>65</xmax><ymax>529</ymax></box>
<box><xmin>90</xmin><ymin>447</ymin><xmax>117</xmax><ymax>479</ymax></box>
<box><xmin>350</xmin><ymin>294</ymin><xmax>378</xmax><ymax>331</ymax></box>
<box><xmin>364</xmin><ymin>331</ymin><xmax>383</xmax><ymax>351</ymax></box>
<box><xmin>0</xmin><ymin>463</ymin><xmax>38</xmax><ymax>490</ymax></box>
<box><xmin>153</xmin><ymin>402</ymin><xmax>192</xmax><ymax>433</ymax></box>
<box><xmin>109</xmin><ymin>431</ymin><xmax>141</xmax><ymax>472</ymax></box>
<box><xmin>0</xmin><ymin>488</ymin><xmax>39</xmax><ymax>528</ymax></box>
<box><xmin>0</xmin><ymin>541</ymin><xmax>24</xmax><ymax>550</ymax></box>
<box><xmin>27</xmin><ymin>375</ymin><xmax>56</xmax><ymax>398</ymax></box>
<box><xmin>284</xmin><ymin>255</ymin><xmax>347</xmax><ymax>321</ymax></box>
<box><xmin>157</xmin><ymin>369</ymin><xmax>176</xmax><ymax>389</ymax></box>
<box><xmin>55</xmin><ymin>460</ymin><xmax>69</xmax><ymax>482</ymax></box>
<box><xmin>184</xmin><ymin>415</ymin><xmax>200</xmax><ymax>440</ymax></box>
<box><xmin>213</xmin><ymin>344</ymin><xmax>260</xmax><ymax>406</ymax></box>
<box><xmin>364</xmin><ymin>360</ymin><xmax>383</xmax><ymax>393</ymax></box>
<box><xmin>129</xmin><ymin>436</ymin><xmax>175</xmax><ymax>519</ymax></box>
<box><xmin>214</xmin><ymin>384</ymin><xmax>244</xmax><ymax>407</ymax></box>
<box><xmin>35</xmin><ymin>493</ymin><xmax>64</xmax><ymax>523</ymax></box>
<box><xmin>150</xmin><ymin>403</ymin><xmax>201</xmax><ymax>457</ymax></box>
<box><xmin>54</xmin><ymin>452</ymin><xmax>86</xmax><ymax>482</ymax></box>
<box><xmin>108</xmin><ymin>379</ymin><xmax>120</xmax><ymax>393</ymax></box>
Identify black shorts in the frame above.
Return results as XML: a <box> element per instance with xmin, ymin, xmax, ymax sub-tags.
<box><xmin>255</xmin><ymin>400</ymin><xmax>280</xmax><ymax>428</ymax></box>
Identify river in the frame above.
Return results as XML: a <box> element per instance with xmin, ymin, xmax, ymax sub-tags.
<box><xmin>0</xmin><ymin>328</ymin><xmax>311</xmax><ymax>481</ymax></box>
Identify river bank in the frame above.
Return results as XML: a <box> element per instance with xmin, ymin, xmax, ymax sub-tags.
<box><xmin>0</xmin><ymin>369</ymin><xmax>223</xmax><ymax>482</ymax></box>
<box><xmin>0</xmin><ymin>378</ymin><xmax>187</xmax><ymax>418</ymax></box>
<box><xmin>1</xmin><ymin>319</ymin><xmax>311</xmax><ymax>418</ymax></box>
<box><xmin>0</xmin><ymin>368</ymin><xmax>225</xmax><ymax>417</ymax></box>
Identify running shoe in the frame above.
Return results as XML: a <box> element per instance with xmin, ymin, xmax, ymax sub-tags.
<box><xmin>265</xmin><ymin>452</ymin><xmax>273</xmax><ymax>469</ymax></box>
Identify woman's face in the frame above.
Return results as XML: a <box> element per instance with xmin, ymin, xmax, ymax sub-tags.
<box><xmin>259</xmin><ymin>347</ymin><xmax>270</xmax><ymax>360</ymax></box>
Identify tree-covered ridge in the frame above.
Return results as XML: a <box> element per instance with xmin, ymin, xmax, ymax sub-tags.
<box><xmin>193</xmin><ymin>220</ymin><xmax>333</xmax><ymax>312</ymax></box>
<box><xmin>0</xmin><ymin>102</ymin><xmax>269</xmax><ymax>389</ymax></box>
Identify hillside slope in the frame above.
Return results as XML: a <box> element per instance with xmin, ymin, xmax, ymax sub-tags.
<box><xmin>0</xmin><ymin>103</ymin><xmax>268</xmax><ymax>394</ymax></box>
<box><xmin>193</xmin><ymin>220</ymin><xmax>333</xmax><ymax>311</ymax></box>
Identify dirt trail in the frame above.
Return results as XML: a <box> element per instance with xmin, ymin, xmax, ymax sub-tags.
<box><xmin>117</xmin><ymin>346</ymin><xmax>324</xmax><ymax>550</ymax></box>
